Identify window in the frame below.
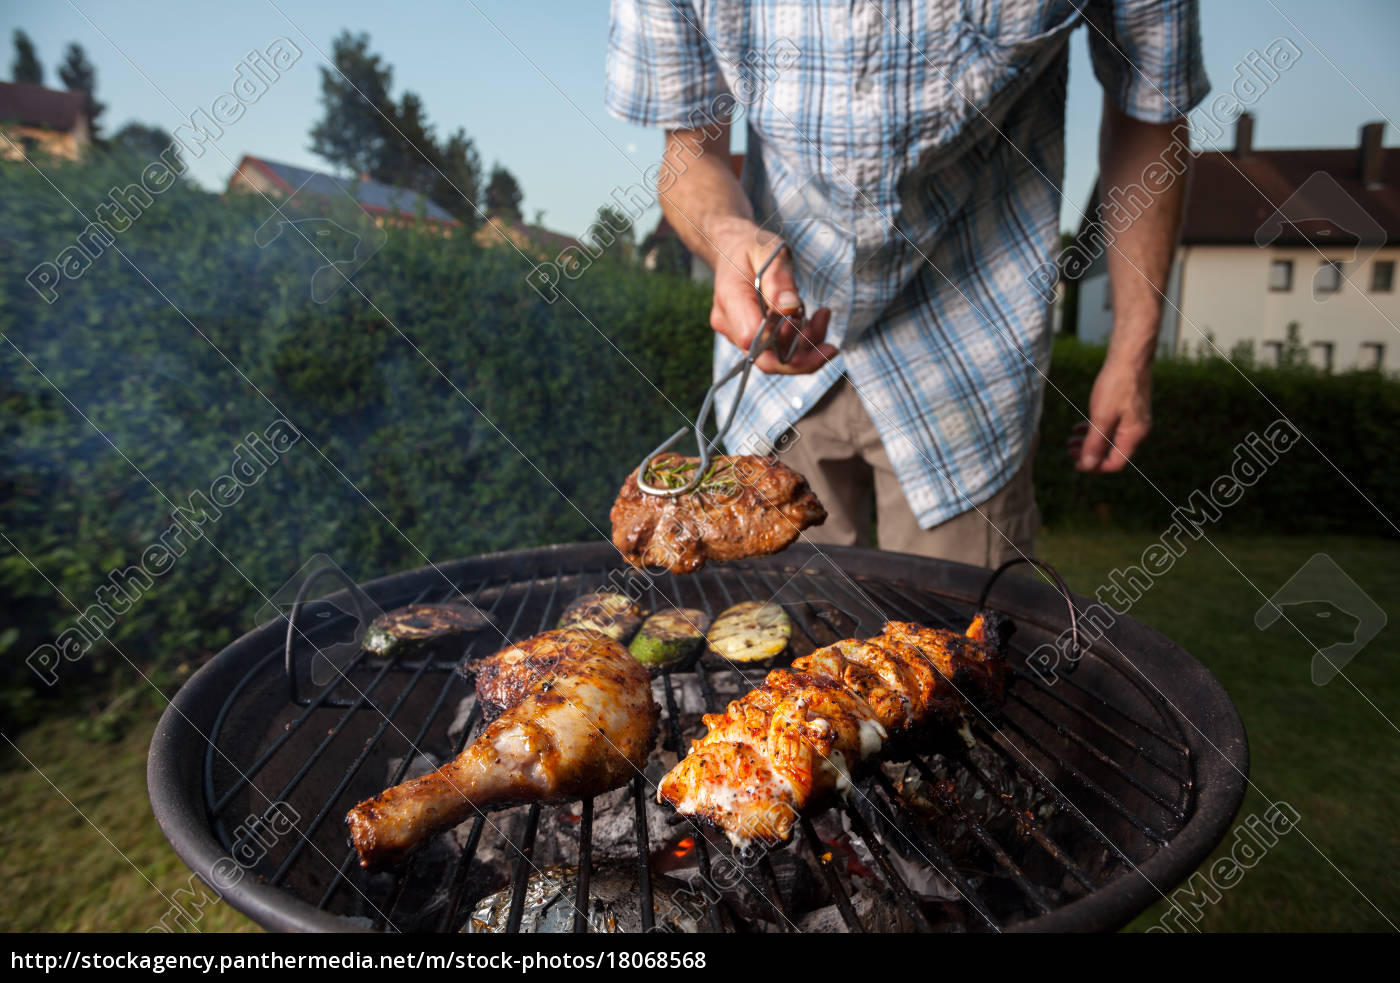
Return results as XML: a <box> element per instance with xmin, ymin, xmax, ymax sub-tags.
<box><xmin>1372</xmin><ymin>260</ymin><xmax>1395</xmax><ymax>293</ymax></box>
<box><xmin>1316</xmin><ymin>260</ymin><xmax>1343</xmax><ymax>294</ymax></box>
<box><xmin>1269</xmin><ymin>259</ymin><xmax>1293</xmax><ymax>292</ymax></box>
<box><xmin>1262</xmin><ymin>341</ymin><xmax>1284</xmax><ymax>367</ymax></box>
<box><xmin>1361</xmin><ymin>342</ymin><xmax>1386</xmax><ymax>371</ymax></box>
<box><xmin>1309</xmin><ymin>341</ymin><xmax>1335</xmax><ymax>373</ymax></box>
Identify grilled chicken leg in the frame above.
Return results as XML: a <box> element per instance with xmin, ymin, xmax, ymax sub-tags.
<box><xmin>658</xmin><ymin>615</ymin><xmax>1010</xmax><ymax>848</ymax></box>
<box><xmin>347</xmin><ymin>628</ymin><xmax>659</xmax><ymax>868</ymax></box>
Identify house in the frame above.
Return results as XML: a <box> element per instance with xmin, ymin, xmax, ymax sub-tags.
<box><xmin>0</xmin><ymin>81</ymin><xmax>91</xmax><ymax>163</ymax></box>
<box><xmin>227</xmin><ymin>154</ymin><xmax>459</xmax><ymax>231</ymax></box>
<box><xmin>474</xmin><ymin>214</ymin><xmax>581</xmax><ymax>257</ymax></box>
<box><xmin>1073</xmin><ymin>116</ymin><xmax>1400</xmax><ymax>372</ymax></box>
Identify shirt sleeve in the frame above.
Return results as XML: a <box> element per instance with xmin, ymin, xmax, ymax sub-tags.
<box><xmin>605</xmin><ymin>0</ymin><xmax>729</xmax><ymax>129</ymax></box>
<box><xmin>1084</xmin><ymin>0</ymin><xmax>1210</xmax><ymax>122</ymax></box>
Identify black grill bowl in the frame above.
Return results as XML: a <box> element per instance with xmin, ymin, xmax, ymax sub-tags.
<box><xmin>147</xmin><ymin>542</ymin><xmax>1248</xmax><ymax>933</ymax></box>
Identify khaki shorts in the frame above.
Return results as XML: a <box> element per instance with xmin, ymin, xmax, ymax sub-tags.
<box><xmin>775</xmin><ymin>376</ymin><xmax>1040</xmax><ymax>568</ymax></box>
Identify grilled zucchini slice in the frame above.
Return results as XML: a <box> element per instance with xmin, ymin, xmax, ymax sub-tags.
<box><xmin>556</xmin><ymin>591</ymin><xmax>644</xmax><ymax>643</ymax></box>
<box><xmin>629</xmin><ymin>608</ymin><xmax>711</xmax><ymax>669</ymax></box>
<box><xmin>706</xmin><ymin>601</ymin><xmax>791</xmax><ymax>665</ymax></box>
<box><xmin>363</xmin><ymin>603</ymin><xmax>493</xmax><ymax>658</ymax></box>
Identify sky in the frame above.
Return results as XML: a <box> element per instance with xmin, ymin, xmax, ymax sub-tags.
<box><xmin>5</xmin><ymin>1</ymin><xmax>1399</xmax><ymax>238</ymax></box>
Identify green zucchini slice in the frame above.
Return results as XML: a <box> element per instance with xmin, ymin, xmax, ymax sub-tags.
<box><xmin>706</xmin><ymin>601</ymin><xmax>791</xmax><ymax>665</ymax></box>
<box><xmin>363</xmin><ymin>603</ymin><xmax>493</xmax><ymax>658</ymax></box>
<box><xmin>556</xmin><ymin>591</ymin><xmax>644</xmax><ymax>643</ymax></box>
<box><xmin>629</xmin><ymin>608</ymin><xmax>711</xmax><ymax>669</ymax></box>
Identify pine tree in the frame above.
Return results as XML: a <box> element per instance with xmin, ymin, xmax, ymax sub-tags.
<box><xmin>309</xmin><ymin>32</ymin><xmax>481</xmax><ymax>228</ymax></box>
<box><xmin>57</xmin><ymin>43</ymin><xmax>105</xmax><ymax>139</ymax></box>
<box><xmin>485</xmin><ymin>166</ymin><xmax>524</xmax><ymax>224</ymax></box>
<box><xmin>12</xmin><ymin>30</ymin><xmax>42</xmax><ymax>85</ymax></box>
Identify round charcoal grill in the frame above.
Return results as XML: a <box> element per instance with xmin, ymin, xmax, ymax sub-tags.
<box><xmin>148</xmin><ymin>543</ymin><xmax>1247</xmax><ymax>933</ymax></box>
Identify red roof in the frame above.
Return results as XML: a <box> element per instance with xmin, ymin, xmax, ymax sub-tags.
<box><xmin>1182</xmin><ymin>144</ymin><xmax>1400</xmax><ymax>246</ymax></box>
<box><xmin>0</xmin><ymin>82</ymin><xmax>86</xmax><ymax>131</ymax></box>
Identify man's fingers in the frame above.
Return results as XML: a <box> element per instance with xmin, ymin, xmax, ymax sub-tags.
<box><xmin>754</xmin><ymin>342</ymin><xmax>838</xmax><ymax>374</ymax></box>
<box><xmin>755</xmin><ymin>306</ymin><xmax>835</xmax><ymax>374</ymax></box>
<box><xmin>1074</xmin><ymin>417</ymin><xmax>1115</xmax><ymax>472</ymax></box>
<box><xmin>1098</xmin><ymin>420</ymin><xmax>1149</xmax><ymax>472</ymax></box>
<box><xmin>755</xmin><ymin>243</ymin><xmax>799</xmax><ymax>312</ymax></box>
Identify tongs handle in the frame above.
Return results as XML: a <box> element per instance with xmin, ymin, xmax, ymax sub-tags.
<box><xmin>636</xmin><ymin>242</ymin><xmax>803</xmax><ymax>497</ymax></box>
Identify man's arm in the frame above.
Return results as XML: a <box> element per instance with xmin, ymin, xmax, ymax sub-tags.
<box><xmin>658</xmin><ymin>124</ymin><xmax>834</xmax><ymax>375</ymax></box>
<box><xmin>1071</xmin><ymin>97</ymin><xmax>1191</xmax><ymax>473</ymax></box>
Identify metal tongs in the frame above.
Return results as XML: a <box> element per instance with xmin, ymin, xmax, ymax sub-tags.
<box><xmin>636</xmin><ymin>243</ymin><xmax>804</xmax><ymax>496</ymax></box>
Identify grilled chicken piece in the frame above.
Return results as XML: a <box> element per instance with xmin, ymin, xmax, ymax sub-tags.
<box><xmin>347</xmin><ymin>628</ymin><xmax>659</xmax><ymax>868</ymax></box>
<box><xmin>611</xmin><ymin>453</ymin><xmax>826</xmax><ymax>574</ymax></box>
<box><xmin>658</xmin><ymin>615</ymin><xmax>1011</xmax><ymax>848</ymax></box>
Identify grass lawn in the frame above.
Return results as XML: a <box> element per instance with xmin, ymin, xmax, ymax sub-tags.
<box><xmin>1038</xmin><ymin>528</ymin><xmax>1398</xmax><ymax>933</ymax></box>
<box><xmin>1</xmin><ymin>530</ymin><xmax>1394</xmax><ymax>933</ymax></box>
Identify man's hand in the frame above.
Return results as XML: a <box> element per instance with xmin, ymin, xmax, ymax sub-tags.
<box><xmin>707</xmin><ymin>217</ymin><xmax>835</xmax><ymax>374</ymax></box>
<box><xmin>1069</xmin><ymin>98</ymin><xmax>1189</xmax><ymax>473</ymax></box>
<box><xmin>654</xmin><ymin>124</ymin><xmax>834</xmax><ymax>374</ymax></box>
<box><xmin>1070</xmin><ymin>355</ymin><xmax>1152</xmax><ymax>472</ymax></box>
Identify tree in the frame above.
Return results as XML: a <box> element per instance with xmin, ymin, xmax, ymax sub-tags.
<box><xmin>432</xmin><ymin>127</ymin><xmax>483</xmax><ymax>224</ymax></box>
<box><xmin>111</xmin><ymin>122</ymin><xmax>179</xmax><ymax>168</ymax></box>
<box><xmin>309</xmin><ymin>32</ymin><xmax>395</xmax><ymax>180</ymax></box>
<box><xmin>12</xmin><ymin>30</ymin><xmax>42</xmax><ymax>85</ymax></box>
<box><xmin>376</xmin><ymin>91</ymin><xmax>438</xmax><ymax>195</ymax></box>
<box><xmin>309</xmin><ymin>31</ymin><xmax>481</xmax><ymax>229</ymax></box>
<box><xmin>485</xmin><ymin>165</ymin><xmax>523</xmax><ymax>223</ymax></box>
<box><xmin>591</xmin><ymin>204</ymin><xmax>635</xmax><ymax>263</ymax></box>
<box><xmin>58</xmin><ymin>43</ymin><xmax>105</xmax><ymax>140</ymax></box>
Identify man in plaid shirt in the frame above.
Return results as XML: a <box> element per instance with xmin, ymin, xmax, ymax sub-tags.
<box><xmin>607</xmin><ymin>1</ymin><xmax>1208</xmax><ymax>565</ymax></box>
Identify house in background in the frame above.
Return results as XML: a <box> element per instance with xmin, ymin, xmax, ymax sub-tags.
<box><xmin>474</xmin><ymin>214</ymin><xmax>581</xmax><ymax>257</ymax></box>
<box><xmin>1074</xmin><ymin>116</ymin><xmax>1399</xmax><ymax>371</ymax></box>
<box><xmin>0</xmin><ymin>81</ymin><xmax>90</xmax><ymax>163</ymax></box>
<box><xmin>228</xmin><ymin>154</ymin><xmax>460</xmax><ymax>232</ymax></box>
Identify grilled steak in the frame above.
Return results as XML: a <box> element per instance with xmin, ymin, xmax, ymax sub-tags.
<box><xmin>611</xmin><ymin>453</ymin><xmax>826</xmax><ymax>574</ymax></box>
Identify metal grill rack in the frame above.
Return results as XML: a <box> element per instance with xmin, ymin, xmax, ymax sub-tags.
<box><xmin>148</xmin><ymin>542</ymin><xmax>1247</xmax><ymax>933</ymax></box>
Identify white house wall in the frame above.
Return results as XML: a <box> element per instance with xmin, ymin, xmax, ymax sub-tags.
<box><xmin>1177</xmin><ymin>245</ymin><xmax>1400</xmax><ymax>369</ymax></box>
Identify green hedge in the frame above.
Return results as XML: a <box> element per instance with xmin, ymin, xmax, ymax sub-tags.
<box><xmin>1</xmin><ymin>155</ymin><xmax>1395</xmax><ymax>726</ymax></box>
<box><xmin>0</xmin><ymin>154</ymin><xmax>711</xmax><ymax>725</ymax></box>
<box><xmin>1038</xmin><ymin>339</ymin><xmax>1400</xmax><ymax>534</ymax></box>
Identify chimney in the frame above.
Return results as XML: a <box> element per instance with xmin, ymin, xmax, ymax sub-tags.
<box><xmin>1233</xmin><ymin>113</ymin><xmax>1254</xmax><ymax>158</ymax></box>
<box><xmin>1359</xmin><ymin>121</ymin><xmax>1384</xmax><ymax>187</ymax></box>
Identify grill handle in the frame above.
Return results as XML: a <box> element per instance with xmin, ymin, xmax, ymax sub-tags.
<box><xmin>976</xmin><ymin>557</ymin><xmax>1083</xmax><ymax>675</ymax></box>
<box><xmin>283</xmin><ymin>563</ymin><xmax>381</xmax><ymax>705</ymax></box>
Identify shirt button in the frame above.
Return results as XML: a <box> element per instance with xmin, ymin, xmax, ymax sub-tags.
<box><xmin>790</xmin><ymin>396</ymin><xmax>803</xmax><ymax>409</ymax></box>
<box><xmin>856</xmin><ymin>78</ymin><xmax>873</xmax><ymax>94</ymax></box>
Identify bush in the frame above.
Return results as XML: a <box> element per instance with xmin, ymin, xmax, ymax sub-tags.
<box><xmin>1038</xmin><ymin>338</ymin><xmax>1400</xmax><ymax>533</ymax></box>
<box><xmin>0</xmin><ymin>154</ymin><xmax>710</xmax><ymax>725</ymax></box>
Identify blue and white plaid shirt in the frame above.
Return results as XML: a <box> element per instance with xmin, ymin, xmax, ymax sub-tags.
<box><xmin>607</xmin><ymin>0</ymin><xmax>1208</xmax><ymax>527</ymax></box>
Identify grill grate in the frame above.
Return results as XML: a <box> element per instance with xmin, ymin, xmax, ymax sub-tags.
<box><xmin>149</xmin><ymin>543</ymin><xmax>1247</xmax><ymax>933</ymax></box>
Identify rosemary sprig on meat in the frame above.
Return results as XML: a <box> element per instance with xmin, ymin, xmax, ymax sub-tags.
<box><xmin>643</xmin><ymin>456</ymin><xmax>741</xmax><ymax>498</ymax></box>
